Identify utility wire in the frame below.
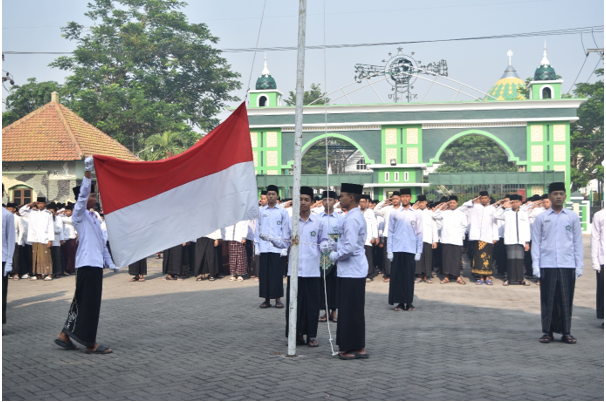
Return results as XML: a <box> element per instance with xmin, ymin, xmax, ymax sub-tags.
<box><xmin>3</xmin><ymin>25</ymin><xmax>603</xmax><ymax>55</ymax></box>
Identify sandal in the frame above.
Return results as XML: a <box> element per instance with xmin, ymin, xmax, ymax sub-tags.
<box><xmin>319</xmin><ymin>315</ymin><xmax>327</xmax><ymax>322</ymax></box>
<box><xmin>162</xmin><ymin>275</ymin><xmax>173</xmax><ymax>281</ymax></box>
<box><xmin>414</xmin><ymin>278</ymin><xmax>420</xmax><ymax>283</ymax></box>
<box><xmin>307</xmin><ymin>338</ymin><xmax>319</xmax><ymax>347</ymax></box>
<box><xmin>502</xmin><ymin>280</ymin><xmax>509</xmax><ymax>286</ymax></box>
<box><xmin>228</xmin><ymin>276</ymin><xmax>236</xmax><ymax>282</ymax></box>
<box><xmin>561</xmin><ymin>335</ymin><xmax>577</xmax><ymax>344</ymax></box>
<box><xmin>208</xmin><ymin>277</ymin><xmax>215</xmax><ymax>281</ymax></box>
<box><xmin>237</xmin><ymin>276</ymin><xmax>244</xmax><ymax>282</ymax></box>
<box><xmin>383</xmin><ymin>277</ymin><xmax>390</xmax><ymax>282</ymax></box>
<box><xmin>427</xmin><ymin>279</ymin><xmax>433</xmax><ymax>284</ymax></box>
<box><xmin>485</xmin><ymin>279</ymin><xmax>493</xmax><ymax>285</ymax></box>
<box><xmin>394</xmin><ymin>304</ymin><xmax>404</xmax><ymax>311</ymax></box>
<box><xmin>456</xmin><ymin>278</ymin><xmax>466</xmax><ymax>285</ymax></box>
<box><xmin>476</xmin><ymin>279</ymin><xmax>484</xmax><ymax>285</ymax></box>
<box><xmin>521</xmin><ymin>280</ymin><xmax>530</xmax><ymax>286</ymax></box>
<box><xmin>54</xmin><ymin>338</ymin><xmax>79</xmax><ymax>350</ymax></box>
<box><xmin>129</xmin><ymin>276</ymin><xmax>139</xmax><ymax>282</ymax></box>
<box><xmin>275</xmin><ymin>301</ymin><xmax>284</xmax><ymax>309</ymax></box>
<box><xmin>366</xmin><ymin>277</ymin><xmax>373</xmax><ymax>282</ymax></box>
<box><xmin>539</xmin><ymin>333</ymin><xmax>554</xmax><ymax>343</ymax></box>
<box><xmin>196</xmin><ymin>276</ymin><xmax>204</xmax><ymax>281</ymax></box>
<box><xmin>259</xmin><ymin>301</ymin><xmax>271</xmax><ymax>309</ymax></box>
<box><xmin>440</xmin><ymin>277</ymin><xmax>450</xmax><ymax>284</ymax></box>
<box><xmin>330</xmin><ymin>315</ymin><xmax>338</xmax><ymax>323</ymax></box>
<box><xmin>138</xmin><ymin>277</ymin><xmax>146</xmax><ymax>282</ymax></box>
<box><xmin>84</xmin><ymin>344</ymin><xmax>113</xmax><ymax>354</ymax></box>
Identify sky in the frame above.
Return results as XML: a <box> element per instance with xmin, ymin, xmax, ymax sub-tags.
<box><xmin>2</xmin><ymin>0</ymin><xmax>604</xmax><ymax>120</ymax></box>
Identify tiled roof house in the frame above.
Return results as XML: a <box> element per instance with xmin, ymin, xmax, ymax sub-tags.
<box><xmin>2</xmin><ymin>92</ymin><xmax>137</xmax><ymax>204</ymax></box>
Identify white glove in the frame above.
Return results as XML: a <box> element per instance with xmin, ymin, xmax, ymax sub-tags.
<box><xmin>259</xmin><ymin>233</ymin><xmax>270</xmax><ymax>242</ymax></box>
<box><xmin>593</xmin><ymin>265</ymin><xmax>601</xmax><ymax>273</ymax></box>
<box><xmin>254</xmin><ymin>248</ymin><xmax>260</xmax><ymax>256</ymax></box>
<box><xmin>84</xmin><ymin>155</ymin><xmax>95</xmax><ymax>172</ymax></box>
<box><xmin>414</xmin><ymin>253</ymin><xmax>421</xmax><ymax>262</ymax></box>
<box><xmin>387</xmin><ymin>252</ymin><xmax>393</xmax><ymax>262</ymax></box>
<box><xmin>280</xmin><ymin>249</ymin><xmax>288</xmax><ymax>257</ymax></box>
<box><xmin>110</xmin><ymin>265</ymin><xmax>120</xmax><ymax>273</ymax></box>
<box><xmin>327</xmin><ymin>237</ymin><xmax>337</xmax><ymax>252</ymax></box>
<box><xmin>575</xmin><ymin>268</ymin><xmax>582</xmax><ymax>279</ymax></box>
<box><xmin>533</xmin><ymin>266</ymin><xmax>540</xmax><ymax>279</ymax></box>
<box><xmin>320</xmin><ymin>242</ymin><xmax>330</xmax><ymax>254</ymax></box>
<box><xmin>329</xmin><ymin>251</ymin><xmax>338</xmax><ymax>263</ymax></box>
<box><xmin>4</xmin><ymin>262</ymin><xmax>12</xmax><ymax>275</ymax></box>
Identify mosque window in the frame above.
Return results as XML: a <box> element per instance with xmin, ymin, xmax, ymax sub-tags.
<box><xmin>259</xmin><ymin>95</ymin><xmax>268</xmax><ymax>107</ymax></box>
<box><xmin>541</xmin><ymin>87</ymin><xmax>552</xmax><ymax>99</ymax></box>
<box><xmin>12</xmin><ymin>186</ymin><xmax>32</xmax><ymax>205</ymax></box>
<box><xmin>356</xmin><ymin>158</ymin><xmax>367</xmax><ymax>170</ymax></box>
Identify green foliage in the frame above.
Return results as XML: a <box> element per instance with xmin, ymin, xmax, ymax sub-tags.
<box><xmin>2</xmin><ymin>78</ymin><xmax>62</xmax><ymax>127</ymax></box>
<box><xmin>301</xmin><ymin>138</ymin><xmax>355</xmax><ymax>174</ymax></box>
<box><xmin>569</xmin><ymin>67</ymin><xmax>604</xmax><ymax>190</ymax></box>
<box><xmin>49</xmin><ymin>0</ymin><xmax>241</xmax><ymax>152</ymax></box>
<box><xmin>435</xmin><ymin>135</ymin><xmax>517</xmax><ymax>173</ymax></box>
<box><xmin>284</xmin><ymin>83</ymin><xmax>329</xmax><ymax>106</ymax></box>
<box><xmin>140</xmin><ymin>130</ymin><xmax>199</xmax><ymax>160</ymax></box>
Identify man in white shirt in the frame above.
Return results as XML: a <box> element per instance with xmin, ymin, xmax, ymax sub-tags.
<box><xmin>329</xmin><ymin>183</ymin><xmax>369</xmax><ymax>360</ymax></box>
<box><xmin>591</xmin><ymin>208</ymin><xmax>604</xmax><ymax>328</ymax></box>
<box><xmin>3</xmin><ymin>184</ymin><xmax>16</xmax><ymax>330</ymax></box>
<box><xmin>47</xmin><ymin>202</ymin><xmax>65</xmax><ymax>280</ymax></box>
<box><xmin>433</xmin><ymin>196</ymin><xmax>468</xmax><ymax>285</ymax></box>
<box><xmin>414</xmin><ymin>195</ymin><xmax>438</xmax><ymax>283</ymax></box>
<box><xmin>494</xmin><ymin>195</ymin><xmax>531</xmax><ymax>286</ymax></box>
<box><xmin>373</xmin><ymin>191</ymin><xmax>401</xmax><ymax>282</ymax></box>
<box><xmin>359</xmin><ymin>195</ymin><xmax>378</xmax><ymax>282</ymax></box>
<box><xmin>55</xmin><ymin>156</ymin><xmax>118</xmax><ymax>354</ymax></box>
<box><xmin>459</xmin><ymin>191</ymin><xmax>499</xmax><ymax>285</ymax></box>
<box><xmin>19</xmin><ymin>196</ymin><xmax>55</xmax><ymax>280</ymax></box>
<box><xmin>61</xmin><ymin>202</ymin><xmax>78</xmax><ymax>275</ymax></box>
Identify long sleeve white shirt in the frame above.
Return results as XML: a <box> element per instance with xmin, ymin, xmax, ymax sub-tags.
<box><xmin>494</xmin><ymin>208</ymin><xmax>531</xmax><ymax>246</ymax></box>
<box><xmin>373</xmin><ymin>201</ymin><xmax>396</xmax><ymax>237</ymax></box>
<box><xmin>591</xmin><ymin>209</ymin><xmax>604</xmax><ymax>268</ymax></box>
<box><xmin>528</xmin><ymin>206</ymin><xmax>546</xmax><ymax>232</ymax></box>
<box><xmin>332</xmin><ymin>207</ymin><xmax>368</xmax><ymax>278</ymax></box>
<box><xmin>3</xmin><ymin>207</ymin><xmax>16</xmax><ymax>274</ymax></box>
<box><xmin>362</xmin><ymin>208</ymin><xmax>378</xmax><ymax>246</ymax></box>
<box><xmin>387</xmin><ymin>205</ymin><xmax>423</xmax><ymax>254</ymax></box>
<box><xmin>51</xmin><ymin>217</ymin><xmax>65</xmax><ymax>247</ymax></box>
<box><xmin>224</xmin><ymin>220</ymin><xmax>248</xmax><ymax>242</ymax></box>
<box><xmin>72</xmin><ymin>177</ymin><xmax>116</xmax><ymax>269</ymax></box>
<box><xmin>203</xmin><ymin>228</ymin><xmax>224</xmax><ymax>240</ymax></box>
<box><xmin>19</xmin><ymin>205</ymin><xmax>55</xmax><ymax>244</ymax></box>
<box><xmin>61</xmin><ymin>216</ymin><xmax>77</xmax><ymax>240</ymax></box>
<box><xmin>419</xmin><ymin>208</ymin><xmax>438</xmax><ymax>244</ymax></box>
<box><xmin>433</xmin><ymin>209</ymin><xmax>468</xmax><ymax>246</ymax></box>
<box><xmin>255</xmin><ymin>204</ymin><xmax>290</xmax><ymax>253</ymax></box>
<box><xmin>459</xmin><ymin>201</ymin><xmax>499</xmax><ymax>242</ymax></box>
<box><xmin>13</xmin><ymin>214</ymin><xmax>22</xmax><ymax>245</ymax></box>
<box><xmin>19</xmin><ymin>216</ymin><xmax>30</xmax><ymax>245</ymax></box>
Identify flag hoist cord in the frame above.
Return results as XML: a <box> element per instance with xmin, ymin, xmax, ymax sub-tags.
<box><xmin>246</xmin><ymin>0</ymin><xmax>337</xmax><ymax>357</ymax></box>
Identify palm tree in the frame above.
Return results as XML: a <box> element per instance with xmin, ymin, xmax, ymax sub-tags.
<box><xmin>141</xmin><ymin>131</ymin><xmax>189</xmax><ymax>161</ymax></box>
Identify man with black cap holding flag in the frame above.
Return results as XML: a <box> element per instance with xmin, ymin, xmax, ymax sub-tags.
<box><xmin>255</xmin><ymin>185</ymin><xmax>290</xmax><ymax>308</ymax></box>
<box><xmin>54</xmin><ymin>156</ymin><xmax>118</xmax><ymax>354</ymax></box>
<box><xmin>263</xmin><ymin>187</ymin><xmax>328</xmax><ymax>347</ymax></box>
<box><xmin>328</xmin><ymin>183</ymin><xmax>369</xmax><ymax>360</ymax></box>
<box><xmin>433</xmin><ymin>196</ymin><xmax>468</xmax><ymax>285</ymax></box>
<box><xmin>415</xmin><ymin>194</ymin><xmax>438</xmax><ymax>283</ymax></box>
<box><xmin>19</xmin><ymin>195</ymin><xmax>55</xmax><ymax>281</ymax></box>
<box><xmin>387</xmin><ymin>188</ymin><xmax>423</xmax><ymax>311</ymax></box>
<box><xmin>532</xmin><ymin>182</ymin><xmax>583</xmax><ymax>344</ymax></box>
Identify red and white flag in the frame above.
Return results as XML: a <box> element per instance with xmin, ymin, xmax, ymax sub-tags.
<box><xmin>94</xmin><ymin>103</ymin><xmax>258</xmax><ymax>268</ymax></box>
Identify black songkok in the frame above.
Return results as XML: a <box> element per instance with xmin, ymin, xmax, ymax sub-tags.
<box><xmin>416</xmin><ymin>194</ymin><xmax>427</xmax><ymax>202</ymax></box>
<box><xmin>266</xmin><ymin>185</ymin><xmax>279</xmax><ymax>194</ymax></box>
<box><xmin>399</xmin><ymin>188</ymin><xmax>412</xmax><ymax>195</ymax></box>
<box><xmin>6</xmin><ymin>202</ymin><xmax>17</xmax><ymax>209</ymax></box>
<box><xmin>541</xmin><ymin>194</ymin><xmax>549</xmax><ymax>200</ymax></box>
<box><xmin>479</xmin><ymin>190</ymin><xmax>489</xmax><ymax>197</ymax></box>
<box><xmin>300</xmin><ymin>186</ymin><xmax>314</xmax><ymax>199</ymax></box>
<box><xmin>449</xmin><ymin>195</ymin><xmax>458</xmax><ymax>202</ymax></box>
<box><xmin>341</xmin><ymin>183</ymin><xmax>363</xmax><ymax>195</ymax></box>
<box><xmin>321</xmin><ymin>190</ymin><xmax>338</xmax><ymax>199</ymax></box>
<box><xmin>36</xmin><ymin>196</ymin><xmax>46</xmax><ymax>203</ymax></box>
<box><xmin>392</xmin><ymin>191</ymin><xmax>401</xmax><ymax>197</ymax></box>
<box><xmin>261</xmin><ymin>190</ymin><xmax>268</xmax><ymax>196</ymax></box>
<box><xmin>548</xmin><ymin>182</ymin><xmax>566</xmax><ymax>194</ymax></box>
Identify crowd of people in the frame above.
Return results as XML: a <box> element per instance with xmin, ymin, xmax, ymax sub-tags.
<box><xmin>2</xmin><ymin>167</ymin><xmax>604</xmax><ymax>358</ymax></box>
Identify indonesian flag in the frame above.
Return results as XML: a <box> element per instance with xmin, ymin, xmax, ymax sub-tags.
<box><xmin>94</xmin><ymin>103</ymin><xmax>258</xmax><ymax>268</ymax></box>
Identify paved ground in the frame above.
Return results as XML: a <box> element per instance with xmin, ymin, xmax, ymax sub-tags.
<box><xmin>2</xmin><ymin>236</ymin><xmax>603</xmax><ymax>401</ymax></box>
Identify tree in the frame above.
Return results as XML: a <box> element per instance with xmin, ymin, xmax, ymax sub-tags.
<box><xmin>140</xmin><ymin>130</ymin><xmax>198</xmax><ymax>160</ymax></box>
<box><xmin>49</xmin><ymin>0</ymin><xmax>241</xmax><ymax>152</ymax></box>
<box><xmin>284</xmin><ymin>83</ymin><xmax>329</xmax><ymax>106</ymax></box>
<box><xmin>569</xmin><ymin>67</ymin><xmax>604</xmax><ymax>191</ymax></box>
<box><xmin>435</xmin><ymin>135</ymin><xmax>518</xmax><ymax>173</ymax></box>
<box><xmin>301</xmin><ymin>138</ymin><xmax>357</xmax><ymax>174</ymax></box>
<box><xmin>2</xmin><ymin>78</ymin><xmax>62</xmax><ymax>127</ymax></box>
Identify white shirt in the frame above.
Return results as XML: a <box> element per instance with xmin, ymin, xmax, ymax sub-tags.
<box><xmin>13</xmin><ymin>214</ymin><xmax>22</xmax><ymax>243</ymax></box>
<box><xmin>591</xmin><ymin>209</ymin><xmax>604</xmax><ymax>268</ymax></box>
<box><xmin>255</xmin><ymin>204</ymin><xmax>290</xmax><ymax>253</ymax></box>
<box><xmin>433</xmin><ymin>209</ymin><xmax>468</xmax><ymax>246</ymax></box>
<box><xmin>528</xmin><ymin>206</ymin><xmax>546</xmax><ymax>231</ymax></box>
<box><xmin>61</xmin><ymin>216</ymin><xmax>77</xmax><ymax>240</ymax></box>
<box><xmin>459</xmin><ymin>201</ymin><xmax>499</xmax><ymax>243</ymax></box>
<box><xmin>72</xmin><ymin>177</ymin><xmax>116</xmax><ymax>269</ymax></box>
<box><xmin>203</xmin><ymin>228</ymin><xmax>223</xmax><ymax>241</ymax></box>
<box><xmin>376</xmin><ymin>215</ymin><xmax>385</xmax><ymax>238</ymax></box>
<box><xmin>362</xmin><ymin>208</ymin><xmax>378</xmax><ymax>246</ymax></box>
<box><xmin>332</xmin><ymin>207</ymin><xmax>368</xmax><ymax>278</ymax></box>
<box><xmin>19</xmin><ymin>205</ymin><xmax>55</xmax><ymax>244</ymax></box>
<box><xmin>18</xmin><ymin>215</ymin><xmax>30</xmax><ymax>245</ymax></box>
<box><xmin>373</xmin><ymin>201</ymin><xmax>395</xmax><ymax>236</ymax></box>
<box><xmin>51</xmin><ymin>217</ymin><xmax>65</xmax><ymax>247</ymax></box>
<box><xmin>246</xmin><ymin>220</ymin><xmax>256</xmax><ymax>241</ymax></box>
<box><xmin>224</xmin><ymin>220</ymin><xmax>248</xmax><ymax>242</ymax></box>
<box><xmin>418</xmin><ymin>208</ymin><xmax>439</xmax><ymax>244</ymax></box>
<box><xmin>387</xmin><ymin>205</ymin><xmax>423</xmax><ymax>254</ymax></box>
<box><xmin>494</xmin><ymin>208</ymin><xmax>531</xmax><ymax>246</ymax></box>
<box><xmin>2</xmin><ymin>207</ymin><xmax>16</xmax><ymax>274</ymax></box>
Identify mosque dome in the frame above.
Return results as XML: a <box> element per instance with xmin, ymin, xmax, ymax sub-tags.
<box><xmin>484</xmin><ymin>50</ymin><xmax>526</xmax><ymax>101</ymax></box>
<box><xmin>533</xmin><ymin>44</ymin><xmax>557</xmax><ymax>81</ymax></box>
<box><xmin>255</xmin><ymin>55</ymin><xmax>277</xmax><ymax>90</ymax></box>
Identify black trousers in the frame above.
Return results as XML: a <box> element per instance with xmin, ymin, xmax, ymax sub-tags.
<box><xmin>336</xmin><ymin>277</ymin><xmax>365</xmax><ymax>352</ymax></box>
<box><xmin>63</xmin><ymin>267</ymin><xmax>104</xmax><ymax>347</ymax></box>
<box><xmin>389</xmin><ymin>252</ymin><xmax>415</xmax><ymax>305</ymax></box>
<box><xmin>365</xmin><ymin>246</ymin><xmax>374</xmax><ymax>277</ymax></box>
<box><xmin>540</xmin><ymin>268</ymin><xmax>575</xmax><ymax>335</ymax></box>
<box><xmin>597</xmin><ymin>267</ymin><xmax>604</xmax><ymax>320</ymax></box>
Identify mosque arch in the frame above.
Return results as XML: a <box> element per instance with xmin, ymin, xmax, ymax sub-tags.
<box><xmin>427</xmin><ymin>129</ymin><xmax>524</xmax><ymax>167</ymax></box>
<box><xmin>301</xmin><ymin>133</ymin><xmax>375</xmax><ymax>164</ymax></box>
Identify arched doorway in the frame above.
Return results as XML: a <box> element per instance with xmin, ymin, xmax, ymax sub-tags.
<box><xmin>300</xmin><ymin>133</ymin><xmax>374</xmax><ymax>174</ymax></box>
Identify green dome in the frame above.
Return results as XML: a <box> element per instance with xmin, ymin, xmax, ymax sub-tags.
<box><xmin>534</xmin><ymin>45</ymin><xmax>557</xmax><ymax>81</ymax></box>
<box><xmin>484</xmin><ymin>64</ymin><xmax>526</xmax><ymax>101</ymax></box>
<box><xmin>256</xmin><ymin>74</ymin><xmax>277</xmax><ymax>90</ymax></box>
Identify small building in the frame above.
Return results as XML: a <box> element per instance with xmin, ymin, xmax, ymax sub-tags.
<box><xmin>2</xmin><ymin>92</ymin><xmax>137</xmax><ymax>205</ymax></box>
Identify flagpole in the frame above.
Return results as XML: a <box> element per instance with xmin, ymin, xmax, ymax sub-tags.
<box><xmin>287</xmin><ymin>0</ymin><xmax>307</xmax><ymax>358</ymax></box>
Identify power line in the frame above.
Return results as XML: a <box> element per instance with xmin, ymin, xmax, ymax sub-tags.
<box><xmin>3</xmin><ymin>25</ymin><xmax>604</xmax><ymax>55</ymax></box>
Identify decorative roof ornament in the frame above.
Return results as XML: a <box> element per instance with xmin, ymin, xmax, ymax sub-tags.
<box><xmin>534</xmin><ymin>42</ymin><xmax>557</xmax><ymax>81</ymax></box>
<box><xmin>255</xmin><ymin>52</ymin><xmax>277</xmax><ymax>90</ymax></box>
<box><xmin>484</xmin><ymin>49</ymin><xmax>526</xmax><ymax>101</ymax></box>
<box><xmin>507</xmin><ymin>49</ymin><xmax>513</xmax><ymax>66</ymax></box>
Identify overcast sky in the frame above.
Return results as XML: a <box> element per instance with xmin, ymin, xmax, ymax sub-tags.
<box><xmin>2</xmin><ymin>0</ymin><xmax>604</xmax><ymax>119</ymax></box>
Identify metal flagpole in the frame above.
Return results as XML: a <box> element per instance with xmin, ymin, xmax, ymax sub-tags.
<box><xmin>287</xmin><ymin>0</ymin><xmax>307</xmax><ymax>358</ymax></box>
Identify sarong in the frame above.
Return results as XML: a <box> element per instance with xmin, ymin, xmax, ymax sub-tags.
<box><xmin>540</xmin><ymin>268</ymin><xmax>575</xmax><ymax>335</ymax></box>
<box><xmin>415</xmin><ymin>243</ymin><xmax>433</xmax><ymax>276</ymax></box>
<box><xmin>63</xmin><ymin>239</ymin><xmax>77</xmax><ymax>274</ymax></box>
<box><xmin>228</xmin><ymin>241</ymin><xmax>248</xmax><ymax>276</ymax></box>
<box><xmin>193</xmin><ymin>237</ymin><xmax>218</xmax><ymax>277</ymax></box>
<box><xmin>162</xmin><ymin>244</ymin><xmax>187</xmax><ymax>276</ymax></box>
<box><xmin>63</xmin><ymin>266</ymin><xmax>103</xmax><ymax>347</ymax></box>
<box><xmin>494</xmin><ymin>238</ymin><xmax>507</xmax><ymax>275</ymax></box>
<box><xmin>471</xmin><ymin>241</ymin><xmax>493</xmax><ymax>276</ymax></box>
<box><xmin>2</xmin><ymin>264</ymin><xmax>7</xmax><ymax>324</ymax></box>
<box><xmin>506</xmin><ymin>244</ymin><xmax>525</xmax><ymax>283</ymax></box>
<box><xmin>336</xmin><ymin>277</ymin><xmax>365</xmax><ymax>352</ymax></box>
<box><xmin>51</xmin><ymin>246</ymin><xmax>63</xmax><ymax>275</ymax></box>
<box><xmin>285</xmin><ymin>276</ymin><xmax>321</xmax><ymax>338</ymax></box>
<box><xmin>259</xmin><ymin>252</ymin><xmax>284</xmax><ymax>299</ymax></box>
<box><xmin>319</xmin><ymin>264</ymin><xmax>338</xmax><ymax>310</ymax></box>
<box><xmin>383</xmin><ymin>241</ymin><xmax>391</xmax><ymax>277</ymax></box>
<box><xmin>128</xmin><ymin>258</ymin><xmax>148</xmax><ymax>276</ymax></box>
<box><xmin>441</xmin><ymin>244</ymin><xmax>462</xmax><ymax>278</ymax></box>
<box><xmin>389</xmin><ymin>252</ymin><xmax>415</xmax><ymax>305</ymax></box>
<box><xmin>32</xmin><ymin>242</ymin><xmax>52</xmax><ymax>276</ymax></box>
<box><xmin>597</xmin><ymin>267</ymin><xmax>604</xmax><ymax>320</ymax></box>
<box><xmin>364</xmin><ymin>245</ymin><xmax>374</xmax><ymax>277</ymax></box>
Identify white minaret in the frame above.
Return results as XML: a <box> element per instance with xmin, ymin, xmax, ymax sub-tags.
<box><xmin>262</xmin><ymin>52</ymin><xmax>270</xmax><ymax>76</ymax></box>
